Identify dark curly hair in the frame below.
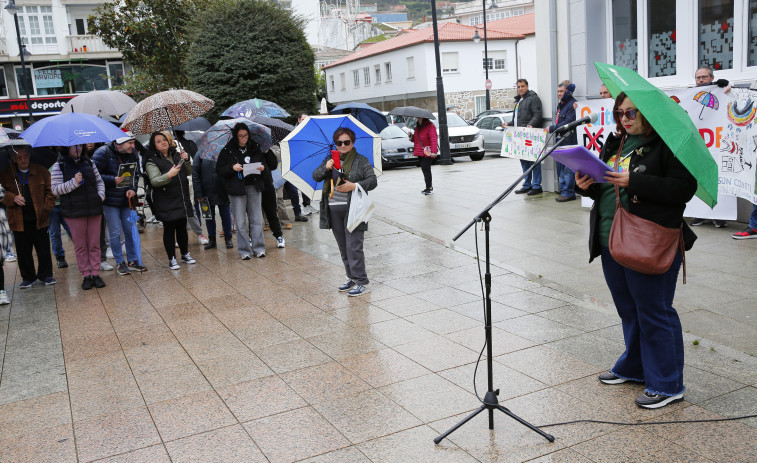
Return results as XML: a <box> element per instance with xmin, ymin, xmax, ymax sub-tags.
<box><xmin>231</xmin><ymin>122</ymin><xmax>252</xmax><ymax>148</ymax></box>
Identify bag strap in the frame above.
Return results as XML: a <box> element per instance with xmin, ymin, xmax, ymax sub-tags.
<box><xmin>613</xmin><ymin>135</ymin><xmax>627</xmax><ymax>208</ymax></box>
<box><xmin>680</xmin><ymin>229</ymin><xmax>686</xmax><ymax>284</ymax></box>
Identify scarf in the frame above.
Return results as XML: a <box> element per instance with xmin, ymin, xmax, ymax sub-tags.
<box><xmin>322</xmin><ymin>148</ymin><xmax>358</xmax><ymax>198</ymax></box>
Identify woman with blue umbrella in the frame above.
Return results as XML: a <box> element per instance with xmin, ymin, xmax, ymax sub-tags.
<box><xmin>312</xmin><ymin>127</ymin><xmax>377</xmax><ymax>297</ymax></box>
<box><xmin>50</xmin><ymin>145</ymin><xmax>106</xmax><ymax>290</ymax></box>
<box><xmin>216</xmin><ymin>122</ymin><xmax>279</xmax><ymax>259</ymax></box>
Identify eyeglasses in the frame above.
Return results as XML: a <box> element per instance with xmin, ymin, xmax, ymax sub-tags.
<box><xmin>614</xmin><ymin>109</ymin><xmax>639</xmax><ymax>120</ymax></box>
<box><xmin>335</xmin><ymin>139</ymin><xmax>352</xmax><ymax>147</ymax></box>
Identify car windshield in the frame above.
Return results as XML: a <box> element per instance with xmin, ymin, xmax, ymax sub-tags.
<box><xmin>431</xmin><ymin>113</ymin><xmax>469</xmax><ymax>128</ymax></box>
<box><xmin>380</xmin><ymin>125</ymin><xmax>408</xmax><ymax>139</ymax></box>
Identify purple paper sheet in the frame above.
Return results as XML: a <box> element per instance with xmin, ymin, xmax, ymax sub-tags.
<box><xmin>550</xmin><ymin>146</ymin><xmax>614</xmax><ymax>183</ymax></box>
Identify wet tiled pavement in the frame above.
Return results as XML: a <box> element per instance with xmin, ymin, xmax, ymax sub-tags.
<box><xmin>1</xmin><ymin>155</ymin><xmax>756</xmax><ymax>462</ymax></box>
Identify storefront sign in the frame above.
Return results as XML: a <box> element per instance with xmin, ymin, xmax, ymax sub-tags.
<box><xmin>0</xmin><ymin>96</ymin><xmax>75</xmax><ymax>117</ymax></box>
<box><xmin>34</xmin><ymin>69</ymin><xmax>63</xmax><ymax>89</ymax></box>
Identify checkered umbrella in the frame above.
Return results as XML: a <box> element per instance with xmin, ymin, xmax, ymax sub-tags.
<box><xmin>122</xmin><ymin>90</ymin><xmax>214</xmax><ymax>135</ymax></box>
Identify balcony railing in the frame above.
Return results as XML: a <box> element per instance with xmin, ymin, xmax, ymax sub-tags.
<box><xmin>66</xmin><ymin>35</ymin><xmax>119</xmax><ymax>54</ymax></box>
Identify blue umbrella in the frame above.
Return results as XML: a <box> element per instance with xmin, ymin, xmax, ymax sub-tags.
<box><xmin>221</xmin><ymin>98</ymin><xmax>290</xmax><ymax>119</ymax></box>
<box><xmin>197</xmin><ymin>118</ymin><xmax>273</xmax><ymax>161</ymax></box>
<box><xmin>330</xmin><ymin>102</ymin><xmax>389</xmax><ymax>134</ymax></box>
<box><xmin>280</xmin><ymin>115</ymin><xmax>381</xmax><ymax>201</ymax></box>
<box><xmin>20</xmin><ymin>112</ymin><xmax>126</xmax><ymax>147</ymax></box>
<box><xmin>126</xmin><ymin>198</ymin><xmax>142</xmax><ymax>267</ymax></box>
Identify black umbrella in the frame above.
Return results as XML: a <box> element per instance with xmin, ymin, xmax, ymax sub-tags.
<box><xmin>389</xmin><ymin>106</ymin><xmax>435</xmax><ymax>119</ymax></box>
<box><xmin>173</xmin><ymin>116</ymin><xmax>212</xmax><ymax>132</ymax></box>
<box><xmin>250</xmin><ymin>115</ymin><xmax>294</xmax><ymax>145</ymax></box>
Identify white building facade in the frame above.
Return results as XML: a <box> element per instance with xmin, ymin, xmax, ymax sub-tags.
<box><xmin>323</xmin><ymin>22</ymin><xmax>537</xmax><ymax>121</ymax></box>
<box><xmin>455</xmin><ymin>0</ymin><xmax>534</xmax><ymax>26</ymax></box>
<box><xmin>0</xmin><ymin>0</ymin><xmax>124</xmax><ymax>129</ymax></box>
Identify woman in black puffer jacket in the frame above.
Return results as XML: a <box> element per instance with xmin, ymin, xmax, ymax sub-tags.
<box><xmin>145</xmin><ymin>131</ymin><xmax>196</xmax><ymax>270</ymax></box>
<box><xmin>216</xmin><ymin>123</ymin><xmax>278</xmax><ymax>260</ymax></box>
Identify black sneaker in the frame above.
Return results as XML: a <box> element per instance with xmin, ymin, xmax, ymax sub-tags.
<box><xmin>225</xmin><ymin>238</ymin><xmax>234</xmax><ymax>249</ymax></box>
<box><xmin>128</xmin><ymin>261</ymin><xmax>148</xmax><ymax>272</ymax></box>
<box><xmin>92</xmin><ymin>275</ymin><xmax>106</xmax><ymax>288</ymax></box>
<box><xmin>690</xmin><ymin>218</ymin><xmax>710</xmax><ymax>226</ymax></box>
<box><xmin>598</xmin><ymin>371</ymin><xmax>628</xmax><ymax>385</ymax></box>
<box><xmin>57</xmin><ymin>258</ymin><xmax>68</xmax><ymax>268</ymax></box>
<box><xmin>713</xmin><ymin>220</ymin><xmax>727</xmax><ymax>228</ymax></box>
<box><xmin>81</xmin><ymin>276</ymin><xmax>94</xmax><ymax>291</ymax></box>
<box><xmin>635</xmin><ymin>391</ymin><xmax>683</xmax><ymax>409</ymax></box>
<box><xmin>338</xmin><ymin>280</ymin><xmax>356</xmax><ymax>292</ymax></box>
<box><xmin>117</xmin><ymin>262</ymin><xmax>131</xmax><ymax>275</ymax></box>
<box><xmin>295</xmin><ymin>215</ymin><xmax>308</xmax><ymax>222</ymax></box>
<box><xmin>527</xmin><ymin>188</ymin><xmax>544</xmax><ymax>195</ymax></box>
<box><xmin>514</xmin><ymin>187</ymin><xmax>531</xmax><ymax>194</ymax></box>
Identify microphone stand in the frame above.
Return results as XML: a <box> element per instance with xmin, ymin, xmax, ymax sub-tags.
<box><xmin>434</xmin><ymin>130</ymin><xmax>572</xmax><ymax>445</ymax></box>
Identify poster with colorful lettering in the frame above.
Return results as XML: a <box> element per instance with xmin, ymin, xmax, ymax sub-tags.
<box><xmin>576</xmin><ymin>88</ymin><xmax>754</xmax><ymax>213</ymax></box>
<box><xmin>500</xmin><ymin>127</ymin><xmax>548</xmax><ymax>161</ymax></box>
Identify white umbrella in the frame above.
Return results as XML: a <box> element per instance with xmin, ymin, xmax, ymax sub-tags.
<box><xmin>319</xmin><ymin>98</ymin><xmax>328</xmax><ymax>115</ymax></box>
<box><xmin>60</xmin><ymin>90</ymin><xmax>137</xmax><ymax>118</ymax></box>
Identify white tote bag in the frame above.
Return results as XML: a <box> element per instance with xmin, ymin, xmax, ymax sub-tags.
<box><xmin>346</xmin><ymin>183</ymin><xmax>375</xmax><ymax>232</ymax></box>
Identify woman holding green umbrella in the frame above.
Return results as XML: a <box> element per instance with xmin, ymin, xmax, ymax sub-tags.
<box><xmin>575</xmin><ymin>92</ymin><xmax>697</xmax><ymax>409</ymax></box>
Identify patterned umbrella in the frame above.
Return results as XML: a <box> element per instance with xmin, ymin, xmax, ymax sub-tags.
<box><xmin>693</xmin><ymin>91</ymin><xmax>719</xmax><ymax>120</ymax></box>
<box><xmin>60</xmin><ymin>90</ymin><xmax>137</xmax><ymax>118</ymax></box>
<box><xmin>250</xmin><ymin>115</ymin><xmax>294</xmax><ymax>144</ymax></box>
<box><xmin>197</xmin><ymin>118</ymin><xmax>273</xmax><ymax>161</ymax></box>
<box><xmin>221</xmin><ymin>98</ymin><xmax>290</xmax><ymax>119</ymax></box>
<box><xmin>122</xmin><ymin>89</ymin><xmax>214</xmax><ymax>134</ymax></box>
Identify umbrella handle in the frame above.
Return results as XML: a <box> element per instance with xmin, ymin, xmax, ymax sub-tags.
<box><xmin>330</xmin><ymin>179</ymin><xmax>334</xmax><ymax>199</ymax></box>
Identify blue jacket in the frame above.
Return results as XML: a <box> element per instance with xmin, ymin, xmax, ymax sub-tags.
<box><xmin>548</xmin><ymin>92</ymin><xmax>578</xmax><ymax>146</ymax></box>
<box><xmin>92</xmin><ymin>142</ymin><xmax>139</xmax><ymax>208</ymax></box>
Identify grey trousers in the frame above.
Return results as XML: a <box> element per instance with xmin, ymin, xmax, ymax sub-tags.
<box><xmin>329</xmin><ymin>204</ymin><xmax>368</xmax><ymax>285</ymax></box>
<box><xmin>188</xmin><ymin>214</ymin><xmax>203</xmax><ymax>236</ymax></box>
<box><xmin>229</xmin><ymin>187</ymin><xmax>265</xmax><ymax>257</ymax></box>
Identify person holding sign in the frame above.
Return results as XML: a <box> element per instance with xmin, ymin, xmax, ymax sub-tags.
<box><xmin>503</xmin><ymin>79</ymin><xmax>544</xmax><ymax>195</ymax></box>
<box><xmin>145</xmin><ymin>131</ymin><xmax>197</xmax><ymax>270</ymax></box>
<box><xmin>574</xmin><ymin>92</ymin><xmax>697</xmax><ymax>409</ymax></box>
<box><xmin>93</xmin><ymin>135</ymin><xmax>146</xmax><ymax>275</ymax></box>
<box><xmin>51</xmin><ymin>145</ymin><xmax>106</xmax><ymax>290</ymax></box>
<box><xmin>216</xmin><ymin>123</ymin><xmax>274</xmax><ymax>259</ymax></box>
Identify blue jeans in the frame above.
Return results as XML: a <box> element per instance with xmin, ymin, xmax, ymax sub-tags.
<box><xmin>206</xmin><ymin>204</ymin><xmax>232</xmax><ymax>237</ymax></box>
<box><xmin>749</xmin><ymin>204</ymin><xmax>757</xmax><ymax>230</ymax></box>
<box><xmin>519</xmin><ymin>160</ymin><xmax>542</xmax><ymax>189</ymax></box>
<box><xmin>556</xmin><ymin>162</ymin><xmax>575</xmax><ymax>198</ymax></box>
<box><xmin>102</xmin><ymin>206</ymin><xmax>137</xmax><ymax>264</ymax></box>
<box><xmin>601</xmin><ymin>247</ymin><xmax>685</xmax><ymax>396</ymax></box>
<box><xmin>48</xmin><ymin>206</ymin><xmax>72</xmax><ymax>259</ymax></box>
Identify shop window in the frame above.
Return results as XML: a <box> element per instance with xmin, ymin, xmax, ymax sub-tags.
<box><xmin>698</xmin><ymin>0</ymin><xmax>734</xmax><ymax>71</ymax></box>
<box><xmin>612</xmin><ymin>0</ymin><xmax>638</xmax><ymax>71</ymax></box>
<box><xmin>648</xmin><ymin>0</ymin><xmax>676</xmax><ymax>77</ymax></box>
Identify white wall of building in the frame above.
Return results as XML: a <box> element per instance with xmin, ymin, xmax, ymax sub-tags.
<box><xmin>325</xmin><ymin>36</ymin><xmax>536</xmax><ymax>104</ymax></box>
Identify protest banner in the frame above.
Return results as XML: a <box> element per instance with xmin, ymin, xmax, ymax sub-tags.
<box><xmin>500</xmin><ymin>127</ymin><xmax>548</xmax><ymax>161</ymax></box>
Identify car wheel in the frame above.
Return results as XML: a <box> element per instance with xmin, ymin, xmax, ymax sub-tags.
<box><xmin>469</xmin><ymin>153</ymin><xmax>485</xmax><ymax>161</ymax></box>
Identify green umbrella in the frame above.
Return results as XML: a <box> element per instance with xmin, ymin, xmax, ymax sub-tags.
<box><xmin>594</xmin><ymin>62</ymin><xmax>719</xmax><ymax>207</ymax></box>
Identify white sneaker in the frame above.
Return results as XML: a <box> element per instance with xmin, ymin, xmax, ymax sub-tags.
<box><xmin>277</xmin><ymin>236</ymin><xmax>285</xmax><ymax>248</ymax></box>
<box><xmin>307</xmin><ymin>204</ymin><xmax>319</xmax><ymax>215</ymax></box>
<box><xmin>0</xmin><ymin>290</ymin><xmax>10</xmax><ymax>305</ymax></box>
<box><xmin>181</xmin><ymin>253</ymin><xmax>196</xmax><ymax>264</ymax></box>
<box><xmin>5</xmin><ymin>252</ymin><xmax>16</xmax><ymax>262</ymax></box>
<box><xmin>169</xmin><ymin>257</ymin><xmax>180</xmax><ymax>270</ymax></box>
<box><xmin>198</xmin><ymin>234</ymin><xmax>209</xmax><ymax>245</ymax></box>
<box><xmin>146</xmin><ymin>216</ymin><xmax>158</xmax><ymax>223</ymax></box>
<box><xmin>106</xmin><ymin>247</ymin><xmax>114</xmax><ymax>259</ymax></box>
<box><xmin>100</xmin><ymin>261</ymin><xmax>114</xmax><ymax>271</ymax></box>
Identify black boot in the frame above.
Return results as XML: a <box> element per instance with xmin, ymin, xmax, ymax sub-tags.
<box><xmin>204</xmin><ymin>235</ymin><xmax>217</xmax><ymax>250</ymax></box>
<box><xmin>225</xmin><ymin>237</ymin><xmax>234</xmax><ymax>249</ymax></box>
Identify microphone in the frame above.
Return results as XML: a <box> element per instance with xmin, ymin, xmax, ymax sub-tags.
<box><xmin>555</xmin><ymin>113</ymin><xmax>599</xmax><ymax>133</ymax></box>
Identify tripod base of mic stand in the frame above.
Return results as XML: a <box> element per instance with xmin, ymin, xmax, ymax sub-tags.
<box><xmin>434</xmin><ymin>390</ymin><xmax>555</xmax><ymax>445</ymax></box>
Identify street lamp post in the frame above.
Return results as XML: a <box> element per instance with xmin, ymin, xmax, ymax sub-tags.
<box><xmin>430</xmin><ymin>0</ymin><xmax>451</xmax><ymax>165</ymax></box>
<box><xmin>5</xmin><ymin>0</ymin><xmax>34</xmax><ymax>124</ymax></box>
<box><xmin>473</xmin><ymin>1</ymin><xmax>497</xmax><ymax>111</ymax></box>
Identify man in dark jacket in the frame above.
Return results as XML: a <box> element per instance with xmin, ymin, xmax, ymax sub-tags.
<box><xmin>92</xmin><ymin>134</ymin><xmax>146</xmax><ymax>275</ymax></box>
<box><xmin>192</xmin><ymin>150</ymin><xmax>232</xmax><ymax>249</ymax></box>
<box><xmin>548</xmin><ymin>81</ymin><xmax>578</xmax><ymax>202</ymax></box>
<box><xmin>0</xmin><ymin>147</ymin><xmax>56</xmax><ymax>288</ymax></box>
<box><xmin>503</xmin><ymin>79</ymin><xmax>544</xmax><ymax>195</ymax></box>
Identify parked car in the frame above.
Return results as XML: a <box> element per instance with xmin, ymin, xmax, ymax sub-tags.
<box><xmin>379</xmin><ymin>125</ymin><xmax>416</xmax><ymax>168</ymax></box>
<box><xmin>467</xmin><ymin>108</ymin><xmax>511</xmax><ymax>125</ymax></box>
<box><xmin>474</xmin><ymin>112</ymin><xmax>514</xmax><ymax>152</ymax></box>
<box><xmin>382</xmin><ymin>111</ymin><xmax>408</xmax><ymax>128</ymax></box>
<box><xmin>430</xmin><ymin>112</ymin><xmax>486</xmax><ymax>161</ymax></box>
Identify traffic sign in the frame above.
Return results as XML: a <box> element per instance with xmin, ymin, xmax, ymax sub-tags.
<box><xmin>485</xmin><ymin>79</ymin><xmax>492</xmax><ymax>90</ymax></box>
